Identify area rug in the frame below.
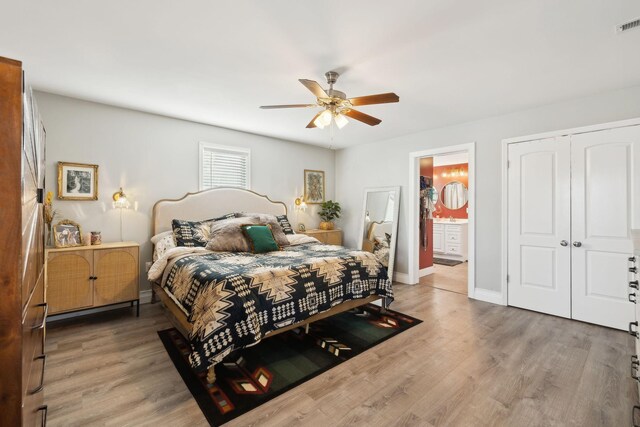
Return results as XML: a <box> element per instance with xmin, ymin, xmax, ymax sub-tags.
<box><xmin>433</xmin><ymin>257</ymin><xmax>463</xmax><ymax>267</ymax></box>
<box><xmin>158</xmin><ymin>303</ymin><xmax>421</xmax><ymax>426</ymax></box>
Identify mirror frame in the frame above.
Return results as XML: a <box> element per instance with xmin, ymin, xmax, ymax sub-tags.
<box><xmin>440</xmin><ymin>180</ymin><xmax>468</xmax><ymax>210</ymax></box>
<box><xmin>357</xmin><ymin>186</ymin><xmax>401</xmax><ymax>282</ymax></box>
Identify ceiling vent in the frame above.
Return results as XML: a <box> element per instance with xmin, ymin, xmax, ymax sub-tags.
<box><xmin>616</xmin><ymin>18</ymin><xmax>640</xmax><ymax>33</ymax></box>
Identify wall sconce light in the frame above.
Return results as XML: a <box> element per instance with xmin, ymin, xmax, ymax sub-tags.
<box><xmin>112</xmin><ymin>187</ymin><xmax>131</xmax><ymax>241</ymax></box>
<box><xmin>294</xmin><ymin>196</ymin><xmax>307</xmax><ymax>212</ymax></box>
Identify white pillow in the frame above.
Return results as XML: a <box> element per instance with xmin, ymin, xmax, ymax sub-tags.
<box><xmin>151</xmin><ymin>230</ymin><xmax>173</xmax><ymax>244</ymax></box>
<box><xmin>151</xmin><ymin>231</ymin><xmax>176</xmax><ymax>261</ymax></box>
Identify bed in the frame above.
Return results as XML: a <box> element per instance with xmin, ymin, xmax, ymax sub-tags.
<box><xmin>149</xmin><ymin>188</ymin><xmax>393</xmax><ymax>383</ymax></box>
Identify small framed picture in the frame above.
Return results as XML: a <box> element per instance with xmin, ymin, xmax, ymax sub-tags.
<box><xmin>304</xmin><ymin>169</ymin><xmax>325</xmax><ymax>204</ymax></box>
<box><xmin>298</xmin><ymin>223</ymin><xmax>306</xmax><ymax>232</ymax></box>
<box><xmin>53</xmin><ymin>220</ymin><xmax>84</xmax><ymax>248</ymax></box>
<box><xmin>57</xmin><ymin>162</ymin><xmax>98</xmax><ymax>200</ymax></box>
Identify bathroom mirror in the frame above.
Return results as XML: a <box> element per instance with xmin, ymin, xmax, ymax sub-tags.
<box><xmin>357</xmin><ymin>186</ymin><xmax>401</xmax><ymax>282</ymax></box>
<box><xmin>441</xmin><ymin>181</ymin><xmax>468</xmax><ymax>210</ymax></box>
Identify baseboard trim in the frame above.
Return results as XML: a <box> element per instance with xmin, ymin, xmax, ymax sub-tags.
<box><xmin>393</xmin><ymin>272</ymin><xmax>415</xmax><ymax>284</ymax></box>
<box><xmin>419</xmin><ymin>266</ymin><xmax>434</xmax><ymax>277</ymax></box>
<box><xmin>471</xmin><ymin>288</ymin><xmax>504</xmax><ymax>306</ymax></box>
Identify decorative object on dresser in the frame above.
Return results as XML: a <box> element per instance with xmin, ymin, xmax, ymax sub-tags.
<box><xmin>53</xmin><ymin>219</ymin><xmax>84</xmax><ymax>248</ymax></box>
<box><xmin>57</xmin><ymin>161</ymin><xmax>99</xmax><ymax>200</ymax></box>
<box><xmin>303</xmin><ymin>169</ymin><xmax>325</xmax><ymax>204</ymax></box>
<box><xmin>0</xmin><ymin>56</ymin><xmax>48</xmax><ymax>427</ymax></box>
<box><xmin>45</xmin><ymin>242</ymin><xmax>140</xmax><ymax>316</ymax></box>
<box><xmin>298</xmin><ymin>228</ymin><xmax>343</xmax><ymax>245</ymax></box>
<box><xmin>91</xmin><ymin>230</ymin><xmax>102</xmax><ymax>245</ymax></box>
<box><xmin>432</xmin><ymin>220</ymin><xmax>468</xmax><ymax>262</ymax></box>
<box><xmin>44</xmin><ymin>190</ymin><xmax>59</xmax><ymax>247</ymax></box>
<box><xmin>318</xmin><ymin>199</ymin><xmax>341</xmax><ymax>230</ymax></box>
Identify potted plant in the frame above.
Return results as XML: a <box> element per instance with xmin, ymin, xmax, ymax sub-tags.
<box><xmin>318</xmin><ymin>200</ymin><xmax>341</xmax><ymax>230</ymax></box>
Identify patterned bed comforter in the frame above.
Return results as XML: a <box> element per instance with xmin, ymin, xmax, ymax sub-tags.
<box><xmin>159</xmin><ymin>242</ymin><xmax>393</xmax><ymax>371</ymax></box>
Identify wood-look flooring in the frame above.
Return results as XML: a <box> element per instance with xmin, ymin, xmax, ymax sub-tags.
<box><xmin>44</xmin><ymin>284</ymin><xmax>637</xmax><ymax>426</ymax></box>
<box><xmin>420</xmin><ymin>262</ymin><xmax>468</xmax><ymax>295</ymax></box>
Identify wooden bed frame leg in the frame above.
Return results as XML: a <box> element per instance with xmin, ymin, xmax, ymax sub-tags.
<box><xmin>207</xmin><ymin>366</ymin><xmax>216</xmax><ymax>384</ymax></box>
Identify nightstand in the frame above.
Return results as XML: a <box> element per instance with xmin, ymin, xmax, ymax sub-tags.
<box><xmin>299</xmin><ymin>229</ymin><xmax>343</xmax><ymax>245</ymax></box>
<box><xmin>45</xmin><ymin>241</ymin><xmax>140</xmax><ymax>316</ymax></box>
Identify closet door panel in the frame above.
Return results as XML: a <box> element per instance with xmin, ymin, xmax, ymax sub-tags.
<box><xmin>507</xmin><ymin>137</ymin><xmax>571</xmax><ymax>317</ymax></box>
<box><xmin>571</xmin><ymin>127</ymin><xmax>639</xmax><ymax>330</ymax></box>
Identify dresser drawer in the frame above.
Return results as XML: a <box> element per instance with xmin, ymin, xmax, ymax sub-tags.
<box><xmin>22</xmin><ymin>273</ymin><xmax>46</xmax><ymax>397</ymax></box>
<box><xmin>433</xmin><ymin>223</ymin><xmax>444</xmax><ymax>232</ymax></box>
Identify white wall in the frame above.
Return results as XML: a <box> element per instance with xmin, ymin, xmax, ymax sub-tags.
<box><xmin>335</xmin><ymin>85</ymin><xmax>640</xmax><ymax>293</ymax></box>
<box><xmin>37</xmin><ymin>91</ymin><xmax>336</xmax><ymax>290</ymax></box>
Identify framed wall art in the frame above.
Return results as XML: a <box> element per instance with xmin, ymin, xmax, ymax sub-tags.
<box><xmin>303</xmin><ymin>169</ymin><xmax>325</xmax><ymax>204</ymax></box>
<box><xmin>57</xmin><ymin>162</ymin><xmax>98</xmax><ymax>200</ymax></box>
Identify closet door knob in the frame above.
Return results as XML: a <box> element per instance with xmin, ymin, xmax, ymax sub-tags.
<box><xmin>560</xmin><ymin>240</ymin><xmax>568</xmax><ymax>247</ymax></box>
<box><xmin>572</xmin><ymin>241</ymin><xmax>582</xmax><ymax>247</ymax></box>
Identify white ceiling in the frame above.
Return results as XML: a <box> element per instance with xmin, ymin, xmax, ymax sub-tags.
<box><xmin>2</xmin><ymin>1</ymin><xmax>640</xmax><ymax>149</ymax></box>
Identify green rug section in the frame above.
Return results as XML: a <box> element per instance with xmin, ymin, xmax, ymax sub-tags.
<box><xmin>158</xmin><ymin>303</ymin><xmax>421</xmax><ymax>426</ymax></box>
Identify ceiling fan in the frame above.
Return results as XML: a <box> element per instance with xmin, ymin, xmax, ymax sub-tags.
<box><xmin>260</xmin><ymin>71</ymin><xmax>399</xmax><ymax>129</ymax></box>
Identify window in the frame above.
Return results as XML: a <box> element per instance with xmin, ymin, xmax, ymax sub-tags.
<box><xmin>199</xmin><ymin>142</ymin><xmax>251</xmax><ymax>190</ymax></box>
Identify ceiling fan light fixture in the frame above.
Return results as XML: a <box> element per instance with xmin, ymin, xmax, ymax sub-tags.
<box><xmin>314</xmin><ymin>109</ymin><xmax>332</xmax><ymax>128</ymax></box>
<box><xmin>334</xmin><ymin>113</ymin><xmax>348</xmax><ymax>129</ymax></box>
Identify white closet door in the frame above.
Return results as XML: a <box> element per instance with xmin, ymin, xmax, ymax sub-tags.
<box><xmin>507</xmin><ymin>137</ymin><xmax>572</xmax><ymax>317</ymax></box>
<box><xmin>571</xmin><ymin>126</ymin><xmax>639</xmax><ymax>330</ymax></box>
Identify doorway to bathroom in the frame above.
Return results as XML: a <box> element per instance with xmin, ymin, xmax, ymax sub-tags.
<box><xmin>407</xmin><ymin>143</ymin><xmax>475</xmax><ymax>297</ymax></box>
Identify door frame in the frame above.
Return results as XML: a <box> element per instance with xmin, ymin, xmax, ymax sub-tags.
<box><xmin>500</xmin><ymin>117</ymin><xmax>640</xmax><ymax>307</ymax></box>
<box><xmin>407</xmin><ymin>142</ymin><xmax>476</xmax><ymax>298</ymax></box>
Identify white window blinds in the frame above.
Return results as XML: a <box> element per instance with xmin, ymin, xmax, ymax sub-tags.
<box><xmin>199</xmin><ymin>143</ymin><xmax>251</xmax><ymax>190</ymax></box>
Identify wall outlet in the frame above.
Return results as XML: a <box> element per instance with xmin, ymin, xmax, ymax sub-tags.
<box><xmin>145</xmin><ymin>261</ymin><xmax>152</xmax><ymax>272</ymax></box>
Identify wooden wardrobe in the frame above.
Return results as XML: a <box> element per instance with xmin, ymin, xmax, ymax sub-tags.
<box><xmin>0</xmin><ymin>57</ymin><xmax>48</xmax><ymax>426</ymax></box>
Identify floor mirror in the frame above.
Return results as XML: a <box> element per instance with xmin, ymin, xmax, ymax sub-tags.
<box><xmin>357</xmin><ymin>186</ymin><xmax>401</xmax><ymax>282</ymax></box>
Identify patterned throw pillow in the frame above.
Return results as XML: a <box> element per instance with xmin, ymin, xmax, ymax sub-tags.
<box><xmin>153</xmin><ymin>233</ymin><xmax>176</xmax><ymax>261</ymax></box>
<box><xmin>241</xmin><ymin>224</ymin><xmax>280</xmax><ymax>253</ymax></box>
<box><xmin>275</xmin><ymin>214</ymin><xmax>295</xmax><ymax>235</ymax></box>
<box><xmin>171</xmin><ymin>213</ymin><xmax>236</xmax><ymax>247</ymax></box>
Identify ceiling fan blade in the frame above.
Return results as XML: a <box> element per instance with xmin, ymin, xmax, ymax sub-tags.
<box><xmin>344</xmin><ymin>109</ymin><xmax>382</xmax><ymax>126</ymax></box>
<box><xmin>299</xmin><ymin>79</ymin><xmax>329</xmax><ymax>99</ymax></box>
<box><xmin>348</xmin><ymin>92</ymin><xmax>399</xmax><ymax>106</ymax></box>
<box><xmin>260</xmin><ymin>104</ymin><xmax>317</xmax><ymax>109</ymax></box>
<box><xmin>306</xmin><ymin>112</ymin><xmax>322</xmax><ymax>128</ymax></box>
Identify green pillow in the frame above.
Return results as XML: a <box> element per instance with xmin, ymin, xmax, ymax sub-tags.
<box><xmin>241</xmin><ymin>224</ymin><xmax>280</xmax><ymax>253</ymax></box>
